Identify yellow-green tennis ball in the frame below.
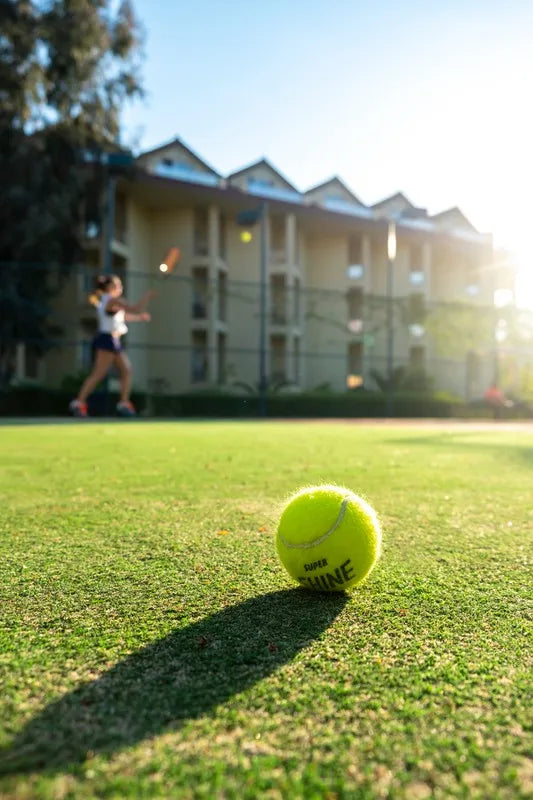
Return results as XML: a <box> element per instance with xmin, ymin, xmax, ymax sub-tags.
<box><xmin>276</xmin><ymin>485</ymin><xmax>381</xmax><ymax>591</ymax></box>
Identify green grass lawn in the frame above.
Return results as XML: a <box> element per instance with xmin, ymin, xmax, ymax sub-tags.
<box><xmin>0</xmin><ymin>421</ymin><xmax>531</xmax><ymax>799</ymax></box>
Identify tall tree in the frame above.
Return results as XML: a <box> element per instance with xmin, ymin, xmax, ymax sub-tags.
<box><xmin>0</xmin><ymin>0</ymin><xmax>143</xmax><ymax>384</ymax></box>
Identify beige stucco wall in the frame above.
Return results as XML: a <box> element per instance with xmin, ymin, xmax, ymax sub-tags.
<box><xmin>41</xmin><ymin>174</ymin><xmax>499</xmax><ymax>403</ymax></box>
<box><xmin>142</xmin><ymin>207</ymin><xmax>193</xmax><ymax>393</ymax></box>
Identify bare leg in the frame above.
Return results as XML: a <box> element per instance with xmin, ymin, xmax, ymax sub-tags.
<box><xmin>115</xmin><ymin>352</ymin><xmax>132</xmax><ymax>403</ymax></box>
<box><xmin>77</xmin><ymin>350</ymin><xmax>115</xmax><ymax>402</ymax></box>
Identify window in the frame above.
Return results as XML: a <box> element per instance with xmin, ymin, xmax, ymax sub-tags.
<box><xmin>270</xmin><ymin>335</ymin><xmax>286</xmax><ymax>382</ymax></box>
<box><xmin>193</xmin><ymin>207</ymin><xmax>209</xmax><ymax>256</ymax></box>
<box><xmin>348</xmin><ymin>341</ymin><xmax>363</xmax><ymax>373</ymax></box>
<box><xmin>347</xmin><ymin>288</ymin><xmax>363</xmax><ymax>331</ymax></box>
<box><xmin>293</xmin><ymin>278</ymin><xmax>300</xmax><ymax>323</ymax></box>
<box><xmin>270</xmin><ymin>275</ymin><xmax>287</xmax><ymax>324</ymax></box>
<box><xmin>293</xmin><ymin>337</ymin><xmax>300</xmax><ymax>383</ymax></box>
<box><xmin>217</xmin><ymin>271</ymin><xmax>227</xmax><ymax>323</ymax></box>
<box><xmin>80</xmin><ymin>340</ymin><xmax>93</xmax><ymax>369</ymax></box>
<box><xmin>410</xmin><ymin>243</ymin><xmax>423</xmax><ymax>269</ymax></box>
<box><xmin>85</xmin><ymin>222</ymin><xmax>100</xmax><ymax>239</ymax></box>
<box><xmin>191</xmin><ymin>330</ymin><xmax>208</xmax><ymax>382</ymax></box>
<box><xmin>495</xmin><ymin>319</ymin><xmax>508</xmax><ymax>343</ymax></box>
<box><xmin>494</xmin><ymin>288</ymin><xmax>513</xmax><ymax>308</ymax></box>
<box><xmin>408</xmin><ymin>293</ymin><xmax>426</xmax><ymax>324</ymax></box>
<box><xmin>408</xmin><ymin>323</ymin><xmax>425</xmax><ymax>338</ymax></box>
<box><xmin>15</xmin><ymin>343</ymin><xmax>41</xmax><ymax>381</ymax></box>
<box><xmin>219</xmin><ymin>215</ymin><xmax>227</xmax><ymax>260</ymax></box>
<box><xmin>249</xmin><ymin>177</ymin><xmax>274</xmax><ymax>189</ymax></box>
<box><xmin>217</xmin><ymin>333</ymin><xmax>226</xmax><ymax>384</ymax></box>
<box><xmin>466</xmin><ymin>350</ymin><xmax>480</xmax><ymax>380</ymax></box>
<box><xmin>25</xmin><ymin>346</ymin><xmax>40</xmax><ymax>380</ymax></box>
<box><xmin>347</xmin><ymin>342</ymin><xmax>363</xmax><ymax>389</ymax></box>
<box><xmin>270</xmin><ymin>215</ymin><xmax>286</xmax><ymax>262</ymax></box>
<box><xmin>409</xmin><ymin>345</ymin><xmax>425</xmax><ymax>369</ymax></box>
<box><xmin>327</xmin><ymin>193</ymin><xmax>346</xmax><ymax>204</ymax></box>
<box><xmin>114</xmin><ymin>194</ymin><xmax>127</xmax><ymax>244</ymax></box>
<box><xmin>466</xmin><ymin>351</ymin><xmax>481</xmax><ymax>398</ymax></box>
<box><xmin>465</xmin><ymin>253</ymin><xmax>479</xmax><ymax>281</ymax></box>
<box><xmin>348</xmin><ymin>235</ymin><xmax>363</xmax><ymax>265</ymax></box>
<box><xmin>192</xmin><ymin>267</ymin><xmax>208</xmax><ymax>319</ymax></box>
<box><xmin>347</xmin><ymin>264</ymin><xmax>364</xmax><ymax>280</ymax></box>
<box><xmin>409</xmin><ymin>270</ymin><xmax>424</xmax><ymax>286</ymax></box>
<box><xmin>79</xmin><ymin>266</ymin><xmax>95</xmax><ymax>298</ymax></box>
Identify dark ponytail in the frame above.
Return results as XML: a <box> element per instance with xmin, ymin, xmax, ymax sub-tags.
<box><xmin>89</xmin><ymin>275</ymin><xmax>117</xmax><ymax>306</ymax></box>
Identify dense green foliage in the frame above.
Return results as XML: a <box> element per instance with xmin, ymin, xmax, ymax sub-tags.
<box><xmin>0</xmin><ymin>0</ymin><xmax>143</xmax><ymax>384</ymax></box>
<box><xmin>2</xmin><ymin>384</ymin><xmax>531</xmax><ymax>418</ymax></box>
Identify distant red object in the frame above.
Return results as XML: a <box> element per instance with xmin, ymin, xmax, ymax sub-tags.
<box><xmin>484</xmin><ymin>384</ymin><xmax>512</xmax><ymax>408</ymax></box>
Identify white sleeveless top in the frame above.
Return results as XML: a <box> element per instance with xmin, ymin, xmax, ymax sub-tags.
<box><xmin>97</xmin><ymin>293</ymin><xmax>128</xmax><ymax>336</ymax></box>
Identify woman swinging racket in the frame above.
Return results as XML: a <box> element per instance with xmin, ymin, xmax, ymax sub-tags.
<box><xmin>69</xmin><ymin>274</ymin><xmax>154</xmax><ymax>417</ymax></box>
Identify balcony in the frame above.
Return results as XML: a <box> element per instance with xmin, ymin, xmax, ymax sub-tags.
<box><xmin>270</xmin><ymin>248</ymin><xmax>287</xmax><ymax>265</ymax></box>
<box><xmin>409</xmin><ymin>270</ymin><xmax>425</xmax><ymax>287</ymax></box>
<box><xmin>217</xmin><ymin>272</ymin><xmax>227</xmax><ymax>323</ymax></box>
<box><xmin>270</xmin><ymin>309</ymin><xmax>288</xmax><ymax>326</ymax></box>
<box><xmin>191</xmin><ymin>330</ymin><xmax>208</xmax><ymax>383</ymax></box>
<box><xmin>82</xmin><ymin>221</ymin><xmax>129</xmax><ymax>255</ymax></box>
<box><xmin>347</xmin><ymin>264</ymin><xmax>364</xmax><ymax>281</ymax></box>
<box><xmin>347</xmin><ymin>318</ymin><xmax>363</xmax><ymax>334</ymax></box>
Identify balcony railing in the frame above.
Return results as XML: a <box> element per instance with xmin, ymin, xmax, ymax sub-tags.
<box><xmin>192</xmin><ymin>300</ymin><xmax>207</xmax><ymax>320</ymax></box>
<box><xmin>114</xmin><ymin>226</ymin><xmax>128</xmax><ymax>246</ymax></box>
<box><xmin>270</xmin><ymin>247</ymin><xmax>287</xmax><ymax>264</ymax></box>
<box><xmin>270</xmin><ymin>309</ymin><xmax>288</xmax><ymax>325</ymax></box>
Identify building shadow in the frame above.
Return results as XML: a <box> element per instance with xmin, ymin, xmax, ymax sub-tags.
<box><xmin>0</xmin><ymin>589</ymin><xmax>347</xmax><ymax>776</ymax></box>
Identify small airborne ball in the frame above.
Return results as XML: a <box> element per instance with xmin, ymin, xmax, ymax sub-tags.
<box><xmin>276</xmin><ymin>485</ymin><xmax>381</xmax><ymax>591</ymax></box>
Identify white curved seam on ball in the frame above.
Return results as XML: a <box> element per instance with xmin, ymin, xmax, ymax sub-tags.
<box><xmin>278</xmin><ymin>497</ymin><xmax>350</xmax><ymax>550</ymax></box>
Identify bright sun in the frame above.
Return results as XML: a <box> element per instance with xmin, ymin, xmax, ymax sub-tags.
<box><xmin>494</xmin><ymin>221</ymin><xmax>533</xmax><ymax>310</ymax></box>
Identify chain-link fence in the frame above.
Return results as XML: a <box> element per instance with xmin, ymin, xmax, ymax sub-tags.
<box><xmin>3</xmin><ymin>264</ymin><xmax>533</xmax><ymax>411</ymax></box>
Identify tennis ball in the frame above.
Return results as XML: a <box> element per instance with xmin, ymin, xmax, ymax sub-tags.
<box><xmin>276</xmin><ymin>485</ymin><xmax>381</xmax><ymax>591</ymax></box>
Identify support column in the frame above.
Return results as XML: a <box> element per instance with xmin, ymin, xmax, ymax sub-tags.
<box><xmin>287</xmin><ymin>213</ymin><xmax>296</xmax><ymax>267</ymax></box>
<box><xmin>362</xmin><ymin>235</ymin><xmax>372</xmax><ymax>294</ymax></box>
<box><xmin>423</xmin><ymin>242</ymin><xmax>432</xmax><ymax>298</ymax></box>
<box><xmin>207</xmin><ymin>205</ymin><xmax>219</xmax><ymax>384</ymax></box>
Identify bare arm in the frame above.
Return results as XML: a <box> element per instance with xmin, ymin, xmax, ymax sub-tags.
<box><xmin>125</xmin><ymin>311</ymin><xmax>151</xmax><ymax>322</ymax></box>
<box><xmin>105</xmin><ymin>290</ymin><xmax>156</xmax><ymax>315</ymax></box>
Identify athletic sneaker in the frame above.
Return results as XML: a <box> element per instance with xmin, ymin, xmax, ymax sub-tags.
<box><xmin>116</xmin><ymin>401</ymin><xmax>136</xmax><ymax>417</ymax></box>
<box><xmin>69</xmin><ymin>399</ymin><xmax>88</xmax><ymax>417</ymax></box>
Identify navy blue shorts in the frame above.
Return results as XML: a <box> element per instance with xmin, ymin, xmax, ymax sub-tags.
<box><xmin>92</xmin><ymin>333</ymin><xmax>123</xmax><ymax>353</ymax></box>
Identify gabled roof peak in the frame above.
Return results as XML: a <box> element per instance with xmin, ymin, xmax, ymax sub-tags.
<box><xmin>371</xmin><ymin>191</ymin><xmax>415</xmax><ymax>210</ymax></box>
<box><xmin>431</xmin><ymin>206</ymin><xmax>478</xmax><ymax>233</ymax></box>
<box><xmin>227</xmin><ymin>157</ymin><xmax>298</xmax><ymax>192</ymax></box>
<box><xmin>139</xmin><ymin>136</ymin><xmax>221</xmax><ymax>177</ymax></box>
<box><xmin>305</xmin><ymin>175</ymin><xmax>364</xmax><ymax>206</ymax></box>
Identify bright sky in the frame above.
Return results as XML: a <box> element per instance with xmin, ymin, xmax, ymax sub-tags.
<box><xmin>122</xmin><ymin>0</ymin><xmax>533</xmax><ymax>304</ymax></box>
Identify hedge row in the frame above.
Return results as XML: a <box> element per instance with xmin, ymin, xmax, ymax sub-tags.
<box><xmin>1</xmin><ymin>386</ymin><xmax>530</xmax><ymax>419</ymax></box>
<box><xmin>0</xmin><ymin>386</ymin><xmax>458</xmax><ymax>418</ymax></box>
<box><xmin>149</xmin><ymin>391</ymin><xmax>462</xmax><ymax>418</ymax></box>
<box><xmin>0</xmin><ymin>387</ymin><xmax>146</xmax><ymax>417</ymax></box>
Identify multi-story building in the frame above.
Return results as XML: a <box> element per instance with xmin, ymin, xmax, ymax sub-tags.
<box><xmin>35</xmin><ymin>136</ymin><xmax>506</xmax><ymax>400</ymax></box>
